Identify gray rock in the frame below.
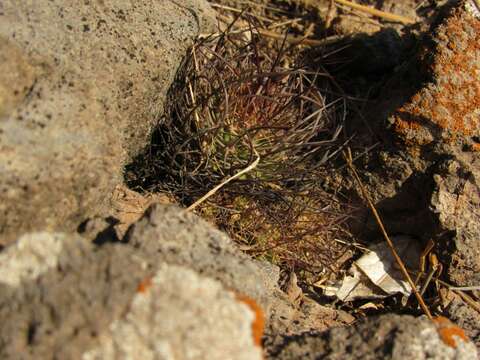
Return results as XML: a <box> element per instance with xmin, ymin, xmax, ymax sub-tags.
<box><xmin>445</xmin><ymin>296</ymin><xmax>480</xmax><ymax>349</ymax></box>
<box><xmin>347</xmin><ymin>0</ymin><xmax>479</xmax><ymax>302</ymax></box>
<box><xmin>126</xmin><ymin>204</ymin><xmax>356</xmax><ymax>346</ymax></box>
<box><xmin>83</xmin><ymin>263</ymin><xmax>263</xmax><ymax>360</ymax></box>
<box><xmin>273</xmin><ymin>314</ymin><xmax>478</xmax><ymax>360</ymax></box>
<box><xmin>343</xmin><ymin>4</ymin><xmax>480</xmax><ymax>351</ymax></box>
<box><xmin>0</xmin><ymin>230</ymin><xmax>262</xmax><ymax>359</ymax></box>
<box><xmin>0</xmin><ymin>232</ymin><xmax>69</xmax><ymax>287</ymax></box>
<box><xmin>0</xmin><ymin>233</ymin><xmax>146</xmax><ymax>359</ymax></box>
<box><xmin>386</xmin><ymin>1</ymin><xmax>480</xmax><ymax>289</ymax></box>
<box><xmin>430</xmin><ymin>158</ymin><xmax>480</xmax><ymax>288</ymax></box>
<box><xmin>0</xmin><ymin>0</ymin><xmax>215</xmax><ymax>245</ymax></box>
<box><xmin>0</xmin><ymin>205</ymin><xmax>362</xmax><ymax>359</ymax></box>
<box><xmin>125</xmin><ymin>203</ymin><xmax>278</xmax><ymax>312</ymax></box>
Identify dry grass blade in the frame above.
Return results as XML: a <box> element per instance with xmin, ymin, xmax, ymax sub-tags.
<box><xmin>187</xmin><ymin>150</ymin><xmax>260</xmax><ymax>211</ymax></box>
<box><xmin>448</xmin><ymin>285</ymin><xmax>480</xmax><ymax>291</ymax></box>
<box><xmin>333</xmin><ymin>0</ymin><xmax>416</xmax><ymax>24</ymax></box>
<box><xmin>257</xmin><ymin>28</ymin><xmax>343</xmax><ymax>47</ymax></box>
<box><xmin>211</xmin><ymin>13</ymin><xmax>344</xmax><ymax>47</ymax></box>
<box><xmin>454</xmin><ymin>290</ymin><xmax>480</xmax><ymax>314</ymax></box>
<box><xmin>344</xmin><ymin>148</ymin><xmax>433</xmax><ymax>319</ymax></box>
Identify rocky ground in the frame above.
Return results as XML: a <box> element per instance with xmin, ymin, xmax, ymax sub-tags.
<box><xmin>0</xmin><ymin>0</ymin><xmax>479</xmax><ymax>359</ymax></box>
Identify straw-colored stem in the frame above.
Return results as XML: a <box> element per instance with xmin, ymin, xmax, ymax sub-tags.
<box><xmin>454</xmin><ymin>290</ymin><xmax>480</xmax><ymax>314</ymax></box>
<box><xmin>187</xmin><ymin>150</ymin><xmax>260</xmax><ymax>211</ymax></box>
<box><xmin>448</xmin><ymin>285</ymin><xmax>480</xmax><ymax>291</ymax></box>
<box><xmin>209</xmin><ymin>14</ymin><xmax>343</xmax><ymax>47</ymax></box>
<box><xmin>334</xmin><ymin>0</ymin><xmax>416</xmax><ymax>24</ymax></box>
<box><xmin>257</xmin><ymin>28</ymin><xmax>342</xmax><ymax>47</ymax></box>
<box><xmin>344</xmin><ymin>148</ymin><xmax>432</xmax><ymax>319</ymax></box>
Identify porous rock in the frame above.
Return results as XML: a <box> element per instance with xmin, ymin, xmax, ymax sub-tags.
<box><xmin>273</xmin><ymin>314</ymin><xmax>478</xmax><ymax>360</ymax></box>
<box><xmin>0</xmin><ymin>233</ymin><xmax>146</xmax><ymax>359</ymax></box>
<box><xmin>344</xmin><ymin>2</ymin><xmax>480</xmax><ymax>350</ymax></box>
<box><xmin>445</xmin><ymin>296</ymin><xmax>480</xmax><ymax>349</ymax></box>
<box><xmin>0</xmin><ymin>229</ymin><xmax>262</xmax><ymax>359</ymax></box>
<box><xmin>126</xmin><ymin>204</ymin><xmax>356</xmax><ymax>345</ymax></box>
<box><xmin>83</xmin><ymin>263</ymin><xmax>263</xmax><ymax>360</ymax></box>
<box><xmin>125</xmin><ymin>203</ymin><xmax>279</xmax><ymax>311</ymax></box>
<box><xmin>0</xmin><ymin>0</ymin><xmax>215</xmax><ymax>245</ymax></box>
<box><xmin>387</xmin><ymin>0</ymin><xmax>480</xmax><ymax>289</ymax></box>
<box><xmin>0</xmin><ymin>205</ymin><xmax>361</xmax><ymax>359</ymax></box>
<box><xmin>0</xmin><ymin>232</ymin><xmax>69</xmax><ymax>287</ymax></box>
<box><xmin>348</xmin><ymin>0</ymin><xmax>479</xmax><ymax>326</ymax></box>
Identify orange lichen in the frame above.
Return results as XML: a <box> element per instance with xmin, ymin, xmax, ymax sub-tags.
<box><xmin>472</xmin><ymin>142</ymin><xmax>480</xmax><ymax>152</ymax></box>
<box><xmin>394</xmin><ymin>112</ymin><xmax>423</xmax><ymax>132</ymax></box>
<box><xmin>393</xmin><ymin>7</ymin><xmax>480</xmax><ymax>145</ymax></box>
<box><xmin>433</xmin><ymin>316</ymin><xmax>469</xmax><ymax>348</ymax></box>
<box><xmin>235</xmin><ymin>293</ymin><xmax>265</xmax><ymax>347</ymax></box>
<box><xmin>136</xmin><ymin>276</ymin><xmax>153</xmax><ymax>294</ymax></box>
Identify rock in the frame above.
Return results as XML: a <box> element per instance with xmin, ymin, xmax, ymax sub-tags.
<box><xmin>0</xmin><ymin>232</ymin><xmax>81</xmax><ymax>287</ymax></box>
<box><xmin>387</xmin><ymin>0</ymin><xmax>480</xmax><ymax>288</ymax></box>
<box><xmin>430</xmin><ymin>158</ymin><xmax>480</xmax><ymax>287</ymax></box>
<box><xmin>0</xmin><ymin>204</ymin><xmax>361</xmax><ymax>358</ymax></box>
<box><xmin>125</xmin><ymin>203</ymin><xmax>278</xmax><ymax>311</ymax></box>
<box><xmin>343</xmin><ymin>3</ymin><xmax>480</xmax><ymax>351</ymax></box>
<box><xmin>272</xmin><ymin>314</ymin><xmax>478</xmax><ymax>360</ymax></box>
<box><xmin>347</xmin><ymin>0</ymin><xmax>479</xmax><ymax>292</ymax></box>
<box><xmin>0</xmin><ymin>0</ymin><xmax>215</xmax><ymax>245</ymax></box>
<box><xmin>391</xmin><ymin>1</ymin><xmax>480</xmax><ymax>149</ymax></box>
<box><xmin>83</xmin><ymin>263</ymin><xmax>263</xmax><ymax>360</ymax></box>
<box><xmin>0</xmin><ymin>230</ymin><xmax>262</xmax><ymax>359</ymax></box>
<box><xmin>125</xmin><ymin>204</ymin><xmax>354</xmax><ymax>344</ymax></box>
<box><xmin>445</xmin><ymin>296</ymin><xmax>480</xmax><ymax>349</ymax></box>
<box><xmin>0</xmin><ymin>233</ymin><xmax>145</xmax><ymax>359</ymax></box>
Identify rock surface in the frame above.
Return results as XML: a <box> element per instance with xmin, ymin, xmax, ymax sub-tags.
<box><xmin>125</xmin><ymin>203</ymin><xmax>279</xmax><ymax>311</ymax></box>
<box><xmin>0</xmin><ymin>204</ymin><xmax>361</xmax><ymax>359</ymax></box>
<box><xmin>350</xmin><ymin>1</ymin><xmax>480</xmax><ymax>282</ymax></box>
<box><xmin>445</xmin><ymin>296</ymin><xmax>480</xmax><ymax>349</ymax></box>
<box><xmin>0</xmin><ymin>0</ymin><xmax>215</xmax><ymax>245</ymax></box>
<box><xmin>0</xmin><ymin>213</ymin><xmax>263</xmax><ymax>359</ymax></box>
<box><xmin>126</xmin><ymin>204</ymin><xmax>357</xmax><ymax>339</ymax></box>
<box><xmin>0</xmin><ymin>204</ymin><xmax>476</xmax><ymax>358</ymax></box>
<box><xmin>83</xmin><ymin>263</ymin><xmax>263</xmax><ymax>360</ymax></box>
<box><xmin>386</xmin><ymin>0</ymin><xmax>480</xmax><ymax>287</ymax></box>
<box><xmin>344</xmin><ymin>0</ymin><xmax>479</xmax><ymax>340</ymax></box>
<box><xmin>273</xmin><ymin>314</ymin><xmax>478</xmax><ymax>360</ymax></box>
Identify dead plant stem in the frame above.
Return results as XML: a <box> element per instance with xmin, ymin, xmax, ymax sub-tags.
<box><xmin>333</xmin><ymin>0</ymin><xmax>416</xmax><ymax>24</ymax></box>
<box><xmin>455</xmin><ymin>290</ymin><xmax>480</xmax><ymax>314</ymax></box>
<box><xmin>344</xmin><ymin>148</ymin><xmax>433</xmax><ymax>319</ymax></box>
<box><xmin>448</xmin><ymin>285</ymin><xmax>480</xmax><ymax>291</ymax></box>
<box><xmin>187</xmin><ymin>150</ymin><xmax>260</xmax><ymax>211</ymax></box>
<box><xmin>210</xmin><ymin>14</ymin><xmax>343</xmax><ymax>47</ymax></box>
<box><xmin>257</xmin><ymin>28</ymin><xmax>342</xmax><ymax>47</ymax></box>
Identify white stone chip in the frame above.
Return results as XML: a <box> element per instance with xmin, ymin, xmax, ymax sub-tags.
<box><xmin>0</xmin><ymin>232</ymin><xmax>65</xmax><ymax>286</ymax></box>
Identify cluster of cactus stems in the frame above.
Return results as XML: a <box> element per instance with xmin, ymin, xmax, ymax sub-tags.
<box><xmin>134</xmin><ymin>16</ymin><xmax>354</xmax><ymax>277</ymax></box>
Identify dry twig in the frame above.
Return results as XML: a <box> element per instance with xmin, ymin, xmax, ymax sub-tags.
<box><xmin>344</xmin><ymin>148</ymin><xmax>432</xmax><ymax>319</ymax></box>
<box><xmin>454</xmin><ymin>290</ymin><xmax>480</xmax><ymax>314</ymax></box>
<box><xmin>187</xmin><ymin>150</ymin><xmax>260</xmax><ymax>211</ymax></box>
<box><xmin>212</xmin><ymin>13</ymin><xmax>344</xmax><ymax>47</ymax></box>
<box><xmin>333</xmin><ymin>0</ymin><xmax>416</xmax><ymax>24</ymax></box>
